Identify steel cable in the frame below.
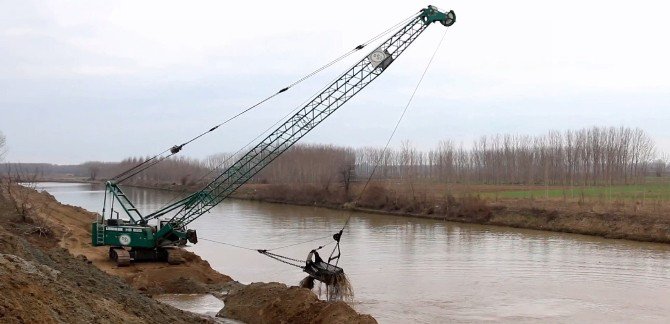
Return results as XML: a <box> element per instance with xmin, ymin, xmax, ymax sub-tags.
<box><xmin>110</xmin><ymin>11</ymin><xmax>421</xmax><ymax>184</ymax></box>
<box><xmin>340</xmin><ymin>27</ymin><xmax>451</xmax><ymax>232</ymax></box>
<box><xmin>144</xmin><ymin>13</ymin><xmax>424</xmax><ymax>216</ymax></box>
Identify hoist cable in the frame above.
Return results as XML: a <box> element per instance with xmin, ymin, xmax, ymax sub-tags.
<box><xmin>198</xmin><ymin>15</ymin><xmax>439</xmax><ymax>259</ymax></box>
<box><xmin>284</xmin><ymin>10</ymin><xmax>419</xmax><ymax>90</ymax></box>
<box><xmin>161</xmin><ymin>38</ymin><xmax>378</xmax><ymax>222</ymax></box>
<box><xmin>154</xmin><ymin>14</ymin><xmax>449</xmax><ymax>274</ymax></box>
<box><xmin>111</xmin><ymin>149</ymin><xmax>171</xmax><ymax>182</ymax></box>
<box><xmin>266</xmin><ymin>235</ymin><xmax>334</xmax><ymax>251</ymax></box>
<box><xmin>363</xmin><ymin>11</ymin><xmax>422</xmax><ymax>47</ymax></box>
<box><xmin>115</xmin><ymin>152</ymin><xmax>176</xmax><ymax>184</ymax></box>
<box><xmin>198</xmin><ymin>237</ymin><xmax>257</xmax><ymax>251</ymax></box>
<box><xmin>148</xmin><ymin>88</ymin><xmax>329</xmax><ymax>215</ymax></box>
<box><xmin>109</xmin><ymin>11</ymin><xmax>421</xmax><ymax>184</ymax></box>
<box><xmin>257</xmin><ymin>239</ymin><xmax>336</xmax><ymax>268</ymax></box>
<box><xmin>340</xmin><ymin>27</ymin><xmax>450</xmax><ymax>232</ymax></box>
<box><xmin>147</xmin><ymin>14</ymin><xmax>422</xmax><ymax>215</ymax></box>
<box><xmin>161</xmin><ymin>17</ymin><xmax>450</xmax><ymax>270</ymax></box>
<box><xmin>199</xmin><ymin>235</ymin><xmax>333</xmax><ymax>251</ymax></box>
<box><xmin>257</xmin><ymin>251</ymin><xmax>304</xmax><ymax>269</ymax></box>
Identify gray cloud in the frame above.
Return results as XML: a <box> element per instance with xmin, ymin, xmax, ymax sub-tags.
<box><xmin>1</xmin><ymin>0</ymin><xmax>669</xmax><ymax>164</ymax></box>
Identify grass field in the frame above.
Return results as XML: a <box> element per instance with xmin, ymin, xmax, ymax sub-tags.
<box><xmin>355</xmin><ymin>177</ymin><xmax>670</xmax><ymax>203</ymax></box>
<box><xmin>477</xmin><ymin>177</ymin><xmax>670</xmax><ymax>201</ymax></box>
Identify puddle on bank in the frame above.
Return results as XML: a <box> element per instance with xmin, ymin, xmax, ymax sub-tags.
<box><xmin>154</xmin><ymin>293</ymin><xmax>241</xmax><ymax>323</ymax></box>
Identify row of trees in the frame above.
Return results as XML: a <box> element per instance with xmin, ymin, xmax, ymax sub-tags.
<box><xmin>435</xmin><ymin>127</ymin><xmax>654</xmax><ymax>185</ymax></box>
<box><xmin>69</xmin><ymin>126</ymin><xmax>662</xmax><ymax>188</ymax></box>
<box><xmin>81</xmin><ymin>156</ymin><xmax>208</xmax><ymax>186</ymax></box>
<box><xmin>355</xmin><ymin>127</ymin><xmax>657</xmax><ymax>186</ymax></box>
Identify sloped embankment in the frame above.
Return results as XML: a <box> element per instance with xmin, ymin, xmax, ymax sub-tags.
<box><xmin>0</xmin><ymin>194</ymin><xmax>211</xmax><ymax>323</ymax></box>
<box><xmin>235</xmin><ymin>183</ymin><xmax>670</xmax><ymax>244</ymax></box>
<box><xmin>1</xmin><ymin>184</ymin><xmax>378</xmax><ymax>323</ymax></box>
<box><xmin>13</xmin><ymin>187</ymin><xmax>232</xmax><ymax>295</ymax></box>
<box><xmin>219</xmin><ymin>282</ymin><xmax>377</xmax><ymax>324</ymax></box>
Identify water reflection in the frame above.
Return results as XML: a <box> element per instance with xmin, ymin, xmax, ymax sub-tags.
<box><xmin>153</xmin><ymin>293</ymin><xmax>223</xmax><ymax>317</ymax></box>
<box><xmin>38</xmin><ymin>182</ymin><xmax>670</xmax><ymax>323</ymax></box>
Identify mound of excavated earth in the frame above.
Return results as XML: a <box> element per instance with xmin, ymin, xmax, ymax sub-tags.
<box><xmin>19</xmin><ymin>187</ymin><xmax>232</xmax><ymax>295</ymax></box>
<box><xmin>2</xmin><ymin>184</ymin><xmax>378</xmax><ymax>323</ymax></box>
<box><xmin>0</xmin><ymin>198</ymin><xmax>210</xmax><ymax>323</ymax></box>
<box><xmin>219</xmin><ymin>282</ymin><xmax>377</xmax><ymax>324</ymax></box>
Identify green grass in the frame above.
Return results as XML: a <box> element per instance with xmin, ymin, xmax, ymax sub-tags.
<box><xmin>480</xmin><ymin>178</ymin><xmax>670</xmax><ymax>201</ymax></box>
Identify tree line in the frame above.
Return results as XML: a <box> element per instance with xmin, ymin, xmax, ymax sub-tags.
<box><xmin>5</xmin><ymin>126</ymin><xmax>663</xmax><ymax>188</ymax></box>
<box><xmin>356</xmin><ymin>126</ymin><xmax>656</xmax><ymax>186</ymax></box>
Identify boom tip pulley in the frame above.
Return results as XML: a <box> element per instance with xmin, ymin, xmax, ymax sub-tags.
<box><xmin>421</xmin><ymin>5</ymin><xmax>456</xmax><ymax>27</ymax></box>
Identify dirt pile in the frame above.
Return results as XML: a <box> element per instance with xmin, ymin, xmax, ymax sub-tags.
<box><xmin>0</xmin><ymin>201</ymin><xmax>211</xmax><ymax>323</ymax></box>
<box><xmin>218</xmin><ymin>282</ymin><xmax>376</xmax><ymax>324</ymax></box>
<box><xmin>13</xmin><ymin>186</ymin><xmax>232</xmax><ymax>295</ymax></box>
<box><xmin>2</xmin><ymin>184</ymin><xmax>379</xmax><ymax>323</ymax></box>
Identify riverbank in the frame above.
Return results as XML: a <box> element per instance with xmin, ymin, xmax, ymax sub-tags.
<box><xmin>0</xmin><ymin>183</ymin><xmax>377</xmax><ymax>323</ymax></box>
<box><xmin>233</xmin><ymin>183</ymin><xmax>670</xmax><ymax>244</ymax></box>
<box><xmin>34</xmin><ymin>178</ymin><xmax>670</xmax><ymax>243</ymax></box>
<box><xmin>0</xmin><ymin>186</ymin><xmax>214</xmax><ymax>322</ymax></box>
<box><xmin>35</xmin><ymin>178</ymin><xmax>670</xmax><ymax>244</ymax></box>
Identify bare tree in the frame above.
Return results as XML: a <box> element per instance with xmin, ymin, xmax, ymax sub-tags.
<box><xmin>0</xmin><ymin>131</ymin><xmax>6</xmax><ymax>162</ymax></box>
<box><xmin>63</xmin><ymin>126</ymin><xmax>661</xmax><ymax>193</ymax></box>
<box><xmin>4</xmin><ymin>163</ymin><xmax>38</xmax><ymax>221</ymax></box>
<box><xmin>338</xmin><ymin>154</ymin><xmax>356</xmax><ymax>197</ymax></box>
<box><xmin>82</xmin><ymin>161</ymin><xmax>102</xmax><ymax>181</ymax></box>
<box><xmin>653</xmin><ymin>157</ymin><xmax>666</xmax><ymax>177</ymax></box>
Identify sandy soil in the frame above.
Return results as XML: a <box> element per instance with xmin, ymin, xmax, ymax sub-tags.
<box><xmin>24</xmin><ymin>188</ymin><xmax>232</xmax><ymax>295</ymax></box>
<box><xmin>219</xmin><ymin>282</ymin><xmax>377</xmax><ymax>324</ymax></box>
<box><xmin>1</xmin><ymin>183</ymin><xmax>377</xmax><ymax>323</ymax></box>
<box><xmin>0</xmin><ymin>190</ymin><xmax>212</xmax><ymax>323</ymax></box>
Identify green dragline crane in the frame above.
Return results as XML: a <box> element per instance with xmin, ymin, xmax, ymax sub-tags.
<box><xmin>93</xmin><ymin>5</ymin><xmax>456</xmax><ymax>266</ymax></box>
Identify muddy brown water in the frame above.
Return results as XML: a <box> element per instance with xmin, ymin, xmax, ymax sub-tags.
<box><xmin>38</xmin><ymin>182</ymin><xmax>670</xmax><ymax>323</ymax></box>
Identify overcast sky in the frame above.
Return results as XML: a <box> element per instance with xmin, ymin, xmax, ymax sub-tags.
<box><xmin>1</xmin><ymin>0</ymin><xmax>669</xmax><ymax>164</ymax></box>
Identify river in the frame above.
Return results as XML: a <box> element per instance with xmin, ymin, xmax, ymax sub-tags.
<box><xmin>37</xmin><ymin>182</ymin><xmax>670</xmax><ymax>323</ymax></box>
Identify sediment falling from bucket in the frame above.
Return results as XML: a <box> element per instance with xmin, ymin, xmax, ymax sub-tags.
<box><xmin>327</xmin><ymin>272</ymin><xmax>354</xmax><ymax>301</ymax></box>
<box><xmin>300</xmin><ymin>273</ymin><xmax>354</xmax><ymax>302</ymax></box>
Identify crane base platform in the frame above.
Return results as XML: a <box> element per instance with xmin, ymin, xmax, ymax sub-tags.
<box><xmin>107</xmin><ymin>246</ymin><xmax>185</xmax><ymax>266</ymax></box>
